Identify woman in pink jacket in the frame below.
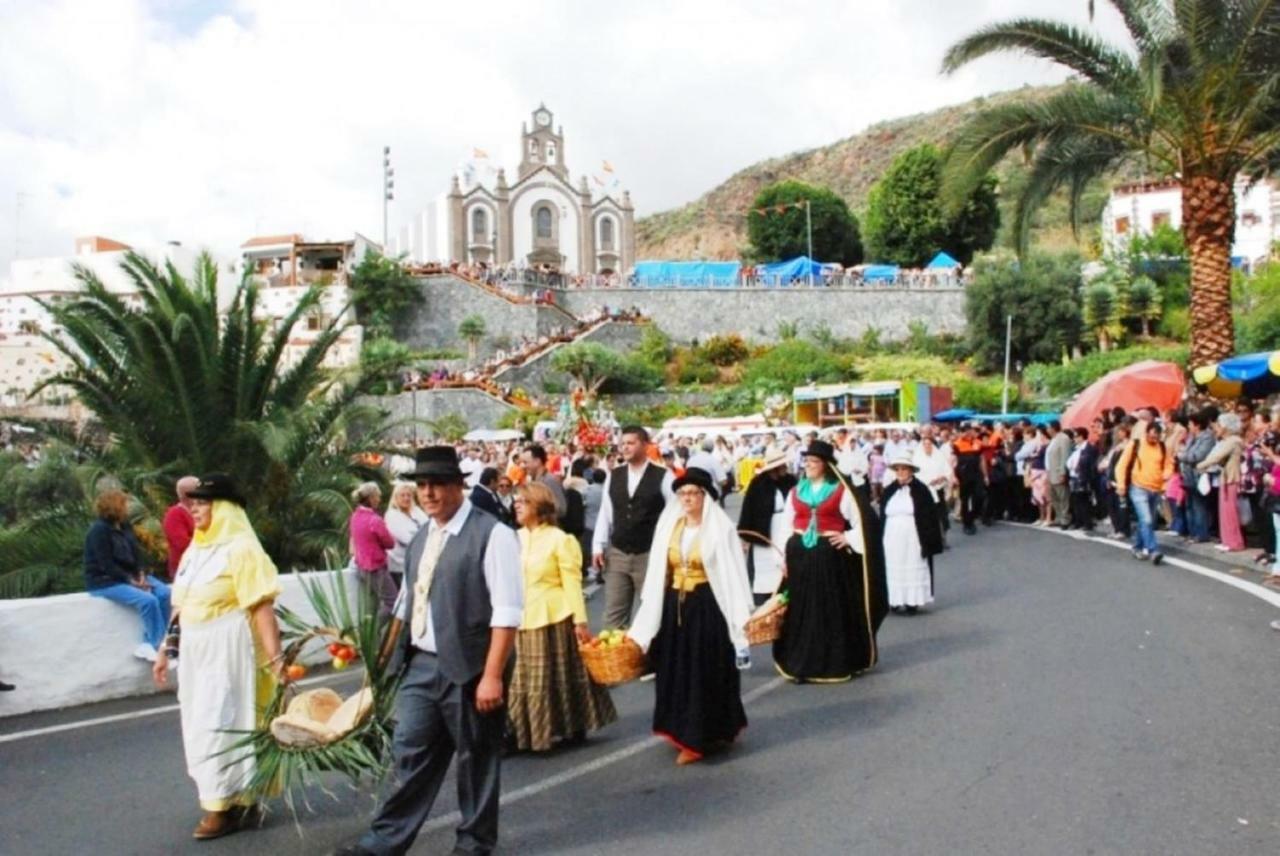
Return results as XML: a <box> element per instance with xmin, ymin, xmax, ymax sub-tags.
<box><xmin>350</xmin><ymin>482</ymin><xmax>397</xmax><ymax>616</ymax></box>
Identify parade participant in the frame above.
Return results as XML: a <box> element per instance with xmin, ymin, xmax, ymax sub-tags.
<box><xmin>85</xmin><ymin>489</ymin><xmax>172</xmax><ymax>662</ymax></box>
<box><xmin>351</xmin><ymin>482</ymin><xmax>398</xmax><ymax>615</ymax></box>
<box><xmin>772</xmin><ymin>440</ymin><xmax>888</xmax><ymax>683</ymax></box>
<box><xmin>506</xmin><ymin>482</ymin><xmax>616</xmax><ymax>752</ymax></box>
<box><xmin>913</xmin><ymin>432</ymin><xmax>952</xmax><ymax>542</ymax></box>
<box><xmin>340</xmin><ymin>447</ymin><xmax>523</xmax><ymax>856</ymax></box>
<box><xmin>737</xmin><ymin>450</ymin><xmax>797</xmax><ymax>606</ymax></box>
<box><xmin>881</xmin><ymin>454</ymin><xmax>943</xmax><ymax>615</ymax></box>
<box><xmin>591</xmin><ymin>426</ymin><xmax>675</xmax><ymax>630</ymax></box>
<box><xmin>152</xmin><ymin>474</ymin><xmax>284</xmax><ymax>841</ymax></box>
<box><xmin>627</xmin><ymin>468</ymin><xmax>753</xmax><ymax>765</ymax></box>
<box><xmin>952</xmin><ymin>424</ymin><xmax>988</xmax><ymax>535</ymax></box>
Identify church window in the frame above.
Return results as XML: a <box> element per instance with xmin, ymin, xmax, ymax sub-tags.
<box><xmin>472</xmin><ymin>207</ymin><xmax>488</xmax><ymax>242</ymax></box>
<box><xmin>547</xmin><ymin>143</ymin><xmax>556</xmax><ymax>160</ymax></box>
<box><xmin>528</xmin><ymin>139</ymin><xmax>539</xmax><ymax>157</ymax></box>
<box><xmin>600</xmin><ymin>216</ymin><xmax>615</xmax><ymax>250</ymax></box>
<box><xmin>536</xmin><ymin>205</ymin><xmax>553</xmax><ymax>239</ymax></box>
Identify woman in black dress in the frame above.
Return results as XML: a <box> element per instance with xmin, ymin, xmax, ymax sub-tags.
<box><xmin>773</xmin><ymin>440</ymin><xmax>887</xmax><ymax>683</ymax></box>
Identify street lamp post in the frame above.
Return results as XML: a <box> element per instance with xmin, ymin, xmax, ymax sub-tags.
<box><xmin>805</xmin><ymin>199</ymin><xmax>814</xmax><ymax>287</ymax></box>
<box><xmin>1001</xmin><ymin>313</ymin><xmax>1013</xmax><ymax>415</ymax></box>
<box><xmin>382</xmin><ymin>146</ymin><xmax>394</xmax><ymax>250</ymax></box>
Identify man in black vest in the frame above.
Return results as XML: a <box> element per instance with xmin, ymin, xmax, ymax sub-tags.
<box><xmin>339</xmin><ymin>446</ymin><xmax>523</xmax><ymax>856</ymax></box>
<box><xmin>591</xmin><ymin>426</ymin><xmax>675</xmax><ymax>630</ymax></box>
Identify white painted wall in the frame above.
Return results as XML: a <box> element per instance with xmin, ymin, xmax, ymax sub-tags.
<box><xmin>511</xmin><ymin>180</ymin><xmax>582</xmax><ymax>274</ymax></box>
<box><xmin>0</xmin><ymin>570</ymin><xmax>362</xmax><ymax>718</ymax></box>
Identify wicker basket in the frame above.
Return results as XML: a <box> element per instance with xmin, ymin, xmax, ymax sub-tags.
<box><xmin>745</xmin><ymin>593</ymin><xmax>787</xmax><ymax>646</ymax></box>
<box><xmin>579</xmin><ymin>637</ymin><xmax>646</xmax><ymax>687</ymax></box>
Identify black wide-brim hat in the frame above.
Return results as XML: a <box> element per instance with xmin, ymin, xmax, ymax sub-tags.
<box><xmin>408</xmin><ymin>445</ymin><xmax>465</xmax><ymax>482</ymax></box>
<box><xmin>187</xmin><ymin>472</ymin><xmax>247</xmax><ymax>506</ymax></box>
<box><xmin>672</xmin><ymin>466</ymin><xmax>719</xmax><ymax>501</ymax></box>
<box><xmin>802</xmin><ymin>439</ymin><xmax>838</xmax><ymax>466</ymax></box>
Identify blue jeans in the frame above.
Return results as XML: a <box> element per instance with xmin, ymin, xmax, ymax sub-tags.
<box><xmin>89</xmin><ymin>576</ymin><xmax>171</xmax><ymax>649</ymax></box>
<box><xmin>1186</xmin><ymin>490</ymin><xmax>1211</xmax><ymax>541</ymax></box>
<box><xmin>1128</xmin><ymin>486</ymin><xmax>1161</xmax><ymax>554</ymax></box>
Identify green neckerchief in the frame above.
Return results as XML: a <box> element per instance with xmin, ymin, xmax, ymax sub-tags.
<box><xmin>796</xmin><ymin>476</ymin><xmax>839</xmax><ymax>548</ymax></box>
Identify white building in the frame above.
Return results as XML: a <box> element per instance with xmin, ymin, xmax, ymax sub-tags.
<box><xmin>0</xmin><ymin>237</ymin><xmax>205</xmax><ymax>406</ymax></box>
<box><xmin>1101</xmin><ymin>176</ymin><xmax>1280</xmax><ymax>270</ymax></box>
<box><xmin>238</xmin><ymin>233</ymin><xmax>375</xmax><ymax>370</ymax></box>
<box><xmin>392</xmin><ymin>105</ymin><xmax>636</xmax><ymax>275</ymax></box>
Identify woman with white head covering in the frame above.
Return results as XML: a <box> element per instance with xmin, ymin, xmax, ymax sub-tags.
<box><xmin>153</xmin><ymin>473</ymin><xmax>285</xmax><ymax>840</ymax></box>
<box><xmin>880</xmin><ymin>453</ymin><xmax>944</xmax><ymax>614</ymax></box>
<box><xmin>383</xmin><ymin>481</ymin><xmax>428</xmax><ymax>586</ymax></box>
<box><xmin>628</xmin><ymin>468</ymin><xmax>753</xmax><ymax>766</ymax></box>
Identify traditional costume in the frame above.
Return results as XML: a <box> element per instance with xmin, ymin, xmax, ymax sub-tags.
<box><xmin>880</xmin><ymin>455</ymin><xmax>944</xmax><ymax>611</ymax></box>
<box><xmin>773</xmin><ymin>441</ymin><xmax>887</xmax><ymax>683</ymax></box>
<box><xmin>629</xmin><ymin>469</ymin><xmax>753</xmax><ymax>762</ymax></box>
<box><xmin>170</xmin><ymin>480</ymin><xmax>281</xmax><ymax>814</ymax></box>
<box><xmin>507</xmin><ymin>523</ymin><xmax>616</xmax><ymax>751</ymax></box>
<box><xmin>737</xmin><ymin>451</ymin><xmax>797</xmax><ymax>606</ymax></box>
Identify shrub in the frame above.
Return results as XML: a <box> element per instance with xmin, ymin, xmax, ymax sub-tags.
<box><xmin>700</xmin><ymin>333</ymin><xmax>750</xmax><ymax>367</ymax></box>
<box><xmin>635</xmin><ymin>325</ymin><xmax>673</xmax><ymax>368</ymax></box>
<box><xmin>600</xmin><ymin>355</ymin><xmax>665</xmax><ymax>394</ymax></box>
<box><xmin>740</xmin><ymin>340</ymin><xmax>848</xmax><ymax>391</ymax></box>
<box><xmin>677</xmin><ymin>353</ymin><xmax>720</xmax><ymax>385</ymax></box>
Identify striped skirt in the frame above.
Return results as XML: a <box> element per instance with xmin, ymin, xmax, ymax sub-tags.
<box><xmin>507</xmin><ymin>616</ymin><xmax>618</xmax><ymax>752</ymax></box>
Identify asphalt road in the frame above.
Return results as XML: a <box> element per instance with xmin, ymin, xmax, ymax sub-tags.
<box><xmin>3</xmin><ymin>516</ymin><xmax>1279</xmax><ymax>856</ymax></box>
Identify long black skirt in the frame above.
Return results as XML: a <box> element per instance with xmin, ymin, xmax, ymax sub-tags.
<box><xmin>773</xmin><ymin>536</ymin><xmax>878</xmax><ymax>682</ymax></box>
<box><xmin>650</xmin><ymin>584</ymin><xmax>746</xmax><ymax>756</ymax></box>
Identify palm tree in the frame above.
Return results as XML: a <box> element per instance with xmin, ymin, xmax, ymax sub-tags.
<box><xmin>1084</xmin><ymin>281</ymin><xmax>1123</xmax><ymax>351</ymax></box>
<box><xmin>458</xmin><ymin>314</ymin><xmax>487</xmax><ymax>364</ymax></box>
<box><xmin>31</xmin><ymin>251</ymin><xmax>389</xmax><ymax>573</ymax></box>
<box><xmin>940</xmin><ymin>0</ymin><xmax>1280</xmax><ymax>368</ymax></box>
<box><xmin>1127</xmin><ymin>275</ymin><xmax>1162</xmax><ymax>335</ymax></box>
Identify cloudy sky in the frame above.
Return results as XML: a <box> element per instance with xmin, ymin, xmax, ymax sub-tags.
<box><xmin>0</xmin><ymin>0</ymin><xmax>1130</xmax><ymax>277</ymax></box>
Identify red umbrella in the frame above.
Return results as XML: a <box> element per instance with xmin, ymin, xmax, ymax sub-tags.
<box><xmin>1060</xmin><ymin>360</ymin><xmax>1185</xmax><ymax>429</ymax></box>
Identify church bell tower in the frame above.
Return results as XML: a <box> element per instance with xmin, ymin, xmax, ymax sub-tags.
<box><xmin>518</xmin><ymin>103</ymin><xmax>567</xmax><ymax>182</ymax></box>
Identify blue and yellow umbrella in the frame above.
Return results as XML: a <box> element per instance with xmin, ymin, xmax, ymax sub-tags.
<box><xmin>1192</xmin><ymin>351</ymin><xmax>1280</xmax><ymax>399</ymax></box>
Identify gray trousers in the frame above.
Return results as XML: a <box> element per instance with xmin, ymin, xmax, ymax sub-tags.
<box><xmin>1049</xmin><ymin>481</ymin><xmax>1070</xmax><ymax>524</ymax></box>
<box><xmin>603</xmin><ymin>547</ymin><xmax>649</xmax><ymax>630</ymax></box>
<box><xmin>360</xmin><ymin>652</ymin><xmax>503</xmax><ymax>855</ymax></box>
<box><xmin>360</xmin><ymin>566</ymin><xmax>398</xmax><ymax>618</ymax></box>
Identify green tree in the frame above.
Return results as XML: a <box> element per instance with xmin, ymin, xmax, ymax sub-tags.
<box><xmin>740</xmin><ymin>340</ymin><xmax>848</xmax><ymax>392</ymax></box>
<box><xmin>862</xmin><ymin>143</ymin><xmax>999</xmax><ymax>266</ymax></box>
<box><xmin>1083</xmin><ymin>281</ymin><xmax>1122</xmax><ymax>351</ymax></box>
<box><xmin>549</xmin><ymin>341</ymin><xmax>624</xmax><ymax>395</ymax></box>
<box><xmin>31</xmin><ymin>251</ymin><xmax>388</xmax><ymax>574</ymax></box>
<box><xmin>1126</xmin><ymin>275</ymin><xmax>1161</xmax><ymax>336</ymax></box>
<box><xmin>349</xmin><ymin>251</ymin><xmax>420</xmax><ymax>339</ymax></box>
<box><xmin>458</xmin><ymin>314</ymin><xmax>487</xmax><ymax>363</ymax></box>
<box><xmin>359</xmin><ymin>336</ymin><xmax>414</xmax><ymax>395</ymax></box>
<box><xmin>964</xmin><ymin>251</ymin><xmax>1084</xmax><ymax>371</ymax></box>
<box><xmin>941</xmin><ymin>0</ymin><xmax>1280</xmax><ymax>368</ymax></box>
<box><xmin>747</xmin><ymin>180</ymin><xmax>862</xmax><ymax>264</ymax></box>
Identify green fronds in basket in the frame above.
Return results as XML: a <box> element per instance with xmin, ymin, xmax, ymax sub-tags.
<box><xmin>219</xmin><ymin>570</ymin><xmax>402</xmax><ymax>817</ymax></box>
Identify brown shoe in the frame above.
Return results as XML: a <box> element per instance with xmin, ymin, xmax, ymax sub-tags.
<box><xmin>192</xmin><ymin>811</ymin><xmax>235</xmax><ymax>840</ymax></box>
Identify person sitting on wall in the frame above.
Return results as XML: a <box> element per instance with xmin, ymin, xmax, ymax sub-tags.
<box><xmin>84</xmin><ymin>488</ymin><xmax>172</xmax><ymax>663</ymax></box>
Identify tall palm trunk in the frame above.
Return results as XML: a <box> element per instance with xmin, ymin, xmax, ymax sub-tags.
<box><xmin>1182</xmin><ymin>174</ymin><xmax>1236</xmax><ymax>367</ymax></box>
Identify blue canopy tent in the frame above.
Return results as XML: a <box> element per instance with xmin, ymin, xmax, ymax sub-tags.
<box><xmin>757</xmin><ymin>256</ymin><xmax>824</xmax><ymax>285</ymax></box>
<box><xmin>862</xmin><ymin>264</ymin><xmax>899</xmax><ymax>283</ymax></box>
<box><xmin>633</xmin><ymin>260</ymin><xmax>741</xmax><ymax>287</ymax></box>
<box><xmin>926</xmin><ymin>252</ymin><xmax>960</xmax><ymax>269</ymax></box>
<box><xmin>1192</xmin><ymin>351</ymin><xmax>1280</xmax><ymax>399</ymax></box>
<box><xmin>932</xmin><ymin>408</ymin><xmax>975</xmax><ymax>423</ymax></box>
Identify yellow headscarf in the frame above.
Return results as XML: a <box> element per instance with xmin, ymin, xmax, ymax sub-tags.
<box><xmin>193</xmin><ymin>500</ymin><xmax>261</xmax><ymax>548</ymax></box>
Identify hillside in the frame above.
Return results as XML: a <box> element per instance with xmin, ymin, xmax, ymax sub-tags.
<box><xmin>636</xmin><ymin>85</ymin><xmax>1133</xmax><ymax>261</ymax></box>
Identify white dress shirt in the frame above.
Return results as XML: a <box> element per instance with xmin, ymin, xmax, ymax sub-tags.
<box><xmin>393</xmin><ymin>500</ymin><xmax>524</xmax><ymax>653</ymax></box>
<box><xmin>591</xmin><ymin>463</ymin><xmax>676</xmax><ymax>555</ymax></box>
<box><xmin>384</xmin><ymin>504</ymin><xmax>429</xmax><ymax>575</ymax></box>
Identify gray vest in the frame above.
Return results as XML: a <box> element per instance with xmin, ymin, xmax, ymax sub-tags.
<box><xmin>399</xmin><ymin>506</ymin><xmax>501</xmax><ymax>684</ymax></box>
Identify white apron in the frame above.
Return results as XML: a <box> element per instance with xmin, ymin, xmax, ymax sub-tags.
<box><xmin>751</xmin><ymin>491</ymin><xmax>791</xmax><ymax>596</ymax></box>
<box><xmin>883</xmin><ymin>490</ymin><xmax>933</xmax><ymax>607</ymax></box>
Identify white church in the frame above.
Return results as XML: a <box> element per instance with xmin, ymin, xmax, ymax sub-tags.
<box><xmin>393</xmin><ymin>105</ymin><xmax>636</xmax><ymax>275</ymax></box>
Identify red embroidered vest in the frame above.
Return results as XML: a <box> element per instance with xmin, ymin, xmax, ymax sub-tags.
<box><xmin>792</xmin><ymin>483</ymin><xmax>848</xmax><ymax>533</ymax></box>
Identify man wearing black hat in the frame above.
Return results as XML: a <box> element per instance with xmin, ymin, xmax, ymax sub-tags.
<box><xmin>591</xmin><ymin>426</ymin><xmax>675</xmax><ymax>630</ymax></box>
<box><xmin>340</xmin><ymin>446</ymin><xmax>523</xmax><ymax>856</ymax></box>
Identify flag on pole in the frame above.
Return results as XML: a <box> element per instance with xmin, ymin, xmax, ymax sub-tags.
<box><xmin>602</xmin><ymin>160</ymin><xmax>615</xmax><ymax>173</ymax></box>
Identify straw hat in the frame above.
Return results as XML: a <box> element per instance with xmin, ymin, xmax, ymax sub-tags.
<box><xmin>887</xmin><ymin>452</ymin><xmax>918</xmax><ymax>471</ymax></box>
<box><xmin>756</xmin><ymin>449</ymin><xmax>790</xmax><ymax>474</ymax></box>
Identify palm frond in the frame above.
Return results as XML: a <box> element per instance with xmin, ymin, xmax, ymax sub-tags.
<box><xmin>941</xmin><ymin>18</ymin><xmax>1139</xmax><ymax>89</ymax></box>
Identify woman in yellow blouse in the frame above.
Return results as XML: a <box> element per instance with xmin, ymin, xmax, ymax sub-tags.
<box><xmin>507</xmin><ymin>481</ymin><xmax>617</xmax><ymax>752</ymax></box>
<box><xmin>152</xmin><ymin>474</ymin><xmax>287</xmax><ymax>840</ymax></box>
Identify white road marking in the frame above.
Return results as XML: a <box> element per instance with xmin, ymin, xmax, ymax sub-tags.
<box><xmin>418</xmin><ymin>676</ymin><xmax>789</xmax><ymax>836</ymax></box>
<box><xmin>1013</xmin><ymin>522</ymin><xmax>1280</xmax><ymax>609</ymax></box>
<box><xmin>0</xmin><ymin>670</ymin><xmax>354</xmax><ymax>745</ymax></box>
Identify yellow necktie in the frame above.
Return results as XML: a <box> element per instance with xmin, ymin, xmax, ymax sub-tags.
<box><xmin>410</xmin><ymin>527</ymin><xmax>447</xmax><ymax>641</ymax></box>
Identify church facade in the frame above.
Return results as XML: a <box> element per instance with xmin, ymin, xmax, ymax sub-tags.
<box><xmin>395</xmin><ymin>106</ymin><xmax>636</xmax><ymax>275</ymax></box>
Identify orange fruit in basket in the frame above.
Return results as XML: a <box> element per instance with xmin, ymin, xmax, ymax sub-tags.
<box><xmin>285</xmin><ymin>663</ymin><xmax>307</xmax><ymax>681</ymax></box>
